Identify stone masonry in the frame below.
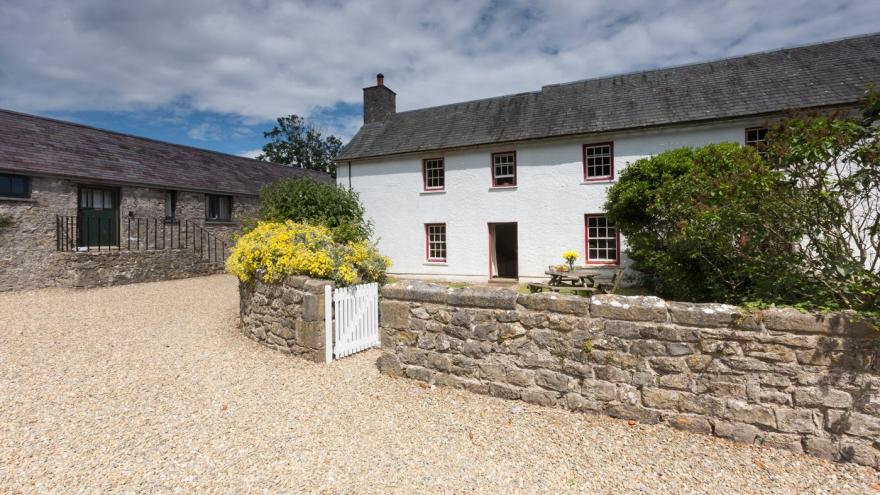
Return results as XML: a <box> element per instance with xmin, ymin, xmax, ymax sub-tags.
<box><xmin>239</xmin><ymin>276</ymin><xmax>334</xmax><ymax>363</ymax></box>
<box><xmin>378</xmin><ymin>281</ymin><xmax>880</xmax><ymax>468</ymax></box>
<box><xmin>1</xmin><ymin>176</ymin><xmax>257</xmax><ymax>291</ymax></box>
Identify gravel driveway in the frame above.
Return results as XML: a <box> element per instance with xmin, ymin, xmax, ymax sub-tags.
<box><xmin>1</xmin><ymin>275</ymin><xmax>877</xmax><ymax>494</ymax></box>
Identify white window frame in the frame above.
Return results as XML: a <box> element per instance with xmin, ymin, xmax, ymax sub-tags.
<box><xmin>491</xmin><ymin>151</ymin><xmax>516</xmax><ymax>187</ymax></box>
<box><xmin>423</xmin><ymin>158</ymin><xmax>445</xmax><ymax>191</ymax></box>
<box><xmin>425</xmin><ymin>223</ymin><xmax>447</xmax><ymax>262</ymax></box>
<box><xmin>585</xmin><ymin>214</ymin><xmax>619</xmax><ymax>264</ymax></box>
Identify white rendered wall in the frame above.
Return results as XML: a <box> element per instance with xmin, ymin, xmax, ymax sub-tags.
<box><xmin>339</xmin><ymin>120</ymin><xmax>762</xmax><ymax>282</ymax></box>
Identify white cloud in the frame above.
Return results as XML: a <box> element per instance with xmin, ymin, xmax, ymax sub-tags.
<box><xmin>186</xmin><ymin>122</ymin><xmax>222</xmax><ymax>141</ymax></box>
<box><xmin>0</xmin><ymin>0</ymin><xmax>878</xmax><ymax>121</ymax></box>
<box><xmin>237</xmin><ymin>148</ymin><xmax>263</xmax><ymax>159</ymax></box>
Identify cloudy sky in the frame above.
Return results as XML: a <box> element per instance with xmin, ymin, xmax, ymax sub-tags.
<box><xmin>1</xmin><ymin>1</ymin><xmax>879</xmax><ymax>158</ymax></box>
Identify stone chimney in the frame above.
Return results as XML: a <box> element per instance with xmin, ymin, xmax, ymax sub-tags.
<box><xmin>363</xmin><ymin>73</ymin><xmax>396</xmax><ymax>124</ymax></box>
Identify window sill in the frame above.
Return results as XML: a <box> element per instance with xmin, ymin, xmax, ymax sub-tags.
<box><xmin>420</xmin><ymin>189</ymin><xmax>446</xmax><ymax>195</ymax></box>
<box><xmin>488</xmin><ymin>186</ymin><xmax>517</xmax><ymax>191</ymax></box>
<box><xmin>424</xmin><ymin>261</ymin><xmax>448</xmax><ymax>266</ymax></box>
<box><xmin>0</xmin><ymin>196</ymin><xmax>34</xmax><ymax>203</ymax></box>
<box><xmin>204</xmin><ymin>220</ymin><xmax>236</xmax><ymax>225</ymax></box>
<box><xmin>581</xmin><ymin>179</ymin><xmax>614</xmax><ymax>184</ymax></box>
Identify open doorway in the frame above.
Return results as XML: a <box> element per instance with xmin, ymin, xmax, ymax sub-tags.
<box><xmin>489</xmin><ymin>222</ymin><xmax>518</xmax><ymax>279</ymax></box>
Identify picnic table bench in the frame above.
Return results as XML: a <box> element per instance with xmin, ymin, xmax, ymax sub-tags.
<box><xmin>528</xmin><ymin>267</ymin><xmax>623</xmax><ymax>295</ymax></box>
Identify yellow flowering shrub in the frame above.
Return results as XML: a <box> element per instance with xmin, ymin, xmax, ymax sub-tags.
<box><xmin>226</xmin><ymin>221</ymin><xmax>391</xmax><ymax>286</ymax></box>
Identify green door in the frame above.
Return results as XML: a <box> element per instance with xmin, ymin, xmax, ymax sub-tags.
<box><xmin>78</xmin><ymin>187</ymin><xmax>118</xmax><ymax>247</ymax></box>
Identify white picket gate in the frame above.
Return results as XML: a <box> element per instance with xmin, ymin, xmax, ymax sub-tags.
<box><xmin>324</xmin><ymin>282</ymin><xmax>380</xmax><ymax>362</ymax></box>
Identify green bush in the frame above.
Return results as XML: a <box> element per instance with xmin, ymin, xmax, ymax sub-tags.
<box><xmin>0</xmin><ymin>215</ymin><xmax>10</xmax><ymax>229</ymax></box>
<box><xmin>764</xmin><ymin>92</ymin><xmax>880</xmax><ymax>312</ymax></box>
<box><xmin>605</xmin><ymin>88</ymin><xmax>880</xmax><ymax>316</ymax></box>
<box><xmin>259</xmin><ymin>178</ymin><xmax>373</xmax><ymax>244</ymax></box>
<box><xmin>605</xmin><ymin>143</ymin><xmax>811</xmax><ymax>305</ymax></box>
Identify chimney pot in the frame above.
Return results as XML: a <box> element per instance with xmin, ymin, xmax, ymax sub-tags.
<box><xmin>376</xmin><ymin>73</ymin><xmax>384</xmax><ymax>86</ymax></box>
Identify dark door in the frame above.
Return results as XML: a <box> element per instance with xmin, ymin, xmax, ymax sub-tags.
<box><xmin>490</xmin><ymin>223</ymin><xmax>518</xmax><ymax>279</ymax></box>
<box><xmin>78</xmin><ymin>186</ymin><xmax>118</xmax><ymax>247</ymax></box>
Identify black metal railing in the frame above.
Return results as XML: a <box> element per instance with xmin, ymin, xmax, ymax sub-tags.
<box><xmin>56</xmin><ymin>215</ymin><xmax>228</xmax><ymax>264</ymax></box>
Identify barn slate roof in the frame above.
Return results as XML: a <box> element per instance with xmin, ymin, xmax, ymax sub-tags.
<box><xmin>338</xmin><ymin>33</ymin><xmax>880</xmax><ymax>161</ymax></box>
<box><xmin>0</xmin><ymin>109</ymin><xmax>330</xmax><ymax>196</ymax></box>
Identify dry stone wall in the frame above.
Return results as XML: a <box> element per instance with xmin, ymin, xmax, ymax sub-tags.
<box><xmin>378</xmin><ymin>281</ymin><xmax>880</xmax><ymax>468</ymax></box>
<box><xmin>239</xmin><ymin>277</ymin><xmax>333</xmax><ymax>363</ymax></box>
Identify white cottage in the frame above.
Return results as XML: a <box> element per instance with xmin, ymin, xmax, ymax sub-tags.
<box><xmin>336</xmin><ymin>34</ymin><xmax>880</xmax><ymax>283</ymax></box>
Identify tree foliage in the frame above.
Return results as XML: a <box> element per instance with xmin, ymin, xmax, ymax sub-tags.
<box><xmin>765</xmin><ymin>90</ymin><xmax>880</xmax><ymax>310</ymax></box>
<box><xmin>605</xmin><ymin>89</ymin><xmax>880</xmax><ymax>313</ymax></box>
<box><xmin>259</xmin><ymin>177</ymin><xmax>373</xmax><ymax>245</ymax></box>
<box><xmin>605</xmin><ymin>143</ymin><xmax>807</xmax><ymax>304</ymax></box>
<box><xmin>258</xmin><ymin>114</ymin><xmax>343</xmax><ymax>178</ymax></box>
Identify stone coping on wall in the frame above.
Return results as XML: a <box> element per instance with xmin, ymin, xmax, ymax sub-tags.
<box><xmin>381</xmin><ymin>280</ymin><xmax>875</xmax><ymax>335</ymax></box>
<box><xmin>377</xmin><ymin>280</ymin><xmax>880</xmax><ymax>468</ymax></box>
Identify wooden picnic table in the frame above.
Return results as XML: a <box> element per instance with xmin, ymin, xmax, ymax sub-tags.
<box><xmin>544</xmin><ymin>268</ymin><xmax>599</xmax><ymax>288</ymax></box>
<box><xmin>528</xmin><ymin>268</ymin><xmax>601</xmax><ymax>295</ymax></box>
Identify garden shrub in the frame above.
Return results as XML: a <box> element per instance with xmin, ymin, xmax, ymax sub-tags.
<box><xmin>764</xmin><ymin>91</ymin><xmax>880</xmax><ymax>312</ymax></box>
<box><xmin>605</xmin><ymin>143</ymin><xmax>811</xmax><ymax>305</ymax></box>
<box><xmin>259</xmin><ymin>178</ymin><xmax>373</xmax><ymax>244</ymax></box>
<box><xmin>226</xmin><ymin>220</ymin><xmax>390</xmax><ymax>286</ymax></box>
<box><xmin>605</xmin><ymin>88</ymin><xmax>880</xmax><ymax>314</ymax></box>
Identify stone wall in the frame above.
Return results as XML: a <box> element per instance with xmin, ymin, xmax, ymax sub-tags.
<box><xmin>57</xmin><ymin>249</ymin><xmax>223</xmax><ymax>288</ymax></box>
<box><xmin>0</xmin><ymin>176</ymin><xmax>257</xmax><ymax>291</ymax></box>
<box><xmin>119</xmin><ymin>186</ymin><xmax>259</xmax><ymax>247</ymax></box>
<box><xmin>378</xmin><ymin>281</ymin><xmax>880</xmax><ymax>468</ymax></box>
<box><xmin>0</xmin><ymin>177</ymin><xmax>77</xmax><ymax>291</ymax></box>
<box><xmin>239</xmin><ymin>276</ymin><xmax>334</xmax><ymax>363</ymax></box>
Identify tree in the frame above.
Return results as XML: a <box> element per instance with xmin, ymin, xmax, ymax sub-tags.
<box><xmin>257</xmin><ymin>115</ymin><xmax>343</xmax><ymax>178</ymax></box>
<box><xmin>604</xmin><ymin>143</ymin><xmax>807</xmax><ymax>304</ymax></box>
<box><xmin>604</xmin><ymin>88</ymin><xmax>880</xmax><ymax>313</ymax></box>
<box><xmin>765</xmin><ymin>89</ymin><xmax>880</xmax><ymax>311</ymax></box>
<box><xmin>259</xmin><ymin>177</ymin><xmax>373</xmax><ymax>244</ymax></box>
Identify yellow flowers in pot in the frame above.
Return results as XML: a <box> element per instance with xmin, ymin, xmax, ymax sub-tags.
<box><xmin>562</xmin><ymin>250</ymin><xmax>580</xmax><ymax>271</ymax></box>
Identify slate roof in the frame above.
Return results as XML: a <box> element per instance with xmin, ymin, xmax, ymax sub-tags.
<box><xmin>338</xmin><ymin>33</ymin><xmax>880</xmax><ymax>161</ymax></box>
<box><xmin>0</xmin><ymin>109</ymin><xmax>330</xmax><ymax>196</ymax></box>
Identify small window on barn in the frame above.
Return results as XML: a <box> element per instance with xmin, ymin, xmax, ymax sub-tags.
<box><xmin>584</xmin><ymin>142</ymin><xmax>614</xmax><ymax>181</ymax></box>
<box><xmin>423</xmin><ymin>158</ymin><xmax>445</xmax><ymax>191</ymax></box>
<box><xmin>492</xmin><ymin>152</ymin><xmax>516</xmax><ymax>187</ymax></box>
<box><xmin>745</xmin><ymin>127</ymin><xmax>769</xmax><ymax>157</ymax></box>
<box><xmin>585</xmin><ymin>214</ymin><xmax>619</xmax><ymax>264</ymax></box>
<box><xmin>425</xmin><ymin>223</ymin><xmax>447</xmax><ymax>262</ymax></box>
<box><xmin>164</xmin><ymin>191</ymin><xmax>177</xmax><ymax>222</ymax></box>
<box><xmin>206</xmin><ymin>194</ymin><xmax>232</xmax><ymax>222</ymax></box>
<box><xmin>0</xmin><ymin>173</ymin><xmax>30</xmax><ymax>198</ymax></box>
<box><xmin>80</xmin><ymin>188</ymin><xmax>114</xmax><ymax>209</ymax></box>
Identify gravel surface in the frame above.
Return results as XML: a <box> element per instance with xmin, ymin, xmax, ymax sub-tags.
<box><xmin>1</xmin><ymin>274</ymin><xmax>878</xmax><ymax>494</ymax></box>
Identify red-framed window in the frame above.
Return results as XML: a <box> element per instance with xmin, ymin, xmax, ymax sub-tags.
<box><xmin>491</xmin><ymin>151</ymin><xmax>516</xmax><ymax>187</ymax></box>
<box><xmin>583</xmin><ymin>142</ymin><xmax>614</xmax><ymax>181</ymax></box>
<box><xmin>585</xmin><ymin>214</ymin><xmax>619</xmax><ymax>264</ymax></box>
<box><xmin>425</xmin><ymin>223</ymin><xmax>447</xmax><ymax>262</ymax></box>
<box><xmin>423</xmin><ymin>158</ymin><xmax>445</xmax><ymax>191</ymax></box>
<box><xmin>745</xmin><ymin>127</ymin><xmax>769</xmax><ymax>157</ymax></box>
